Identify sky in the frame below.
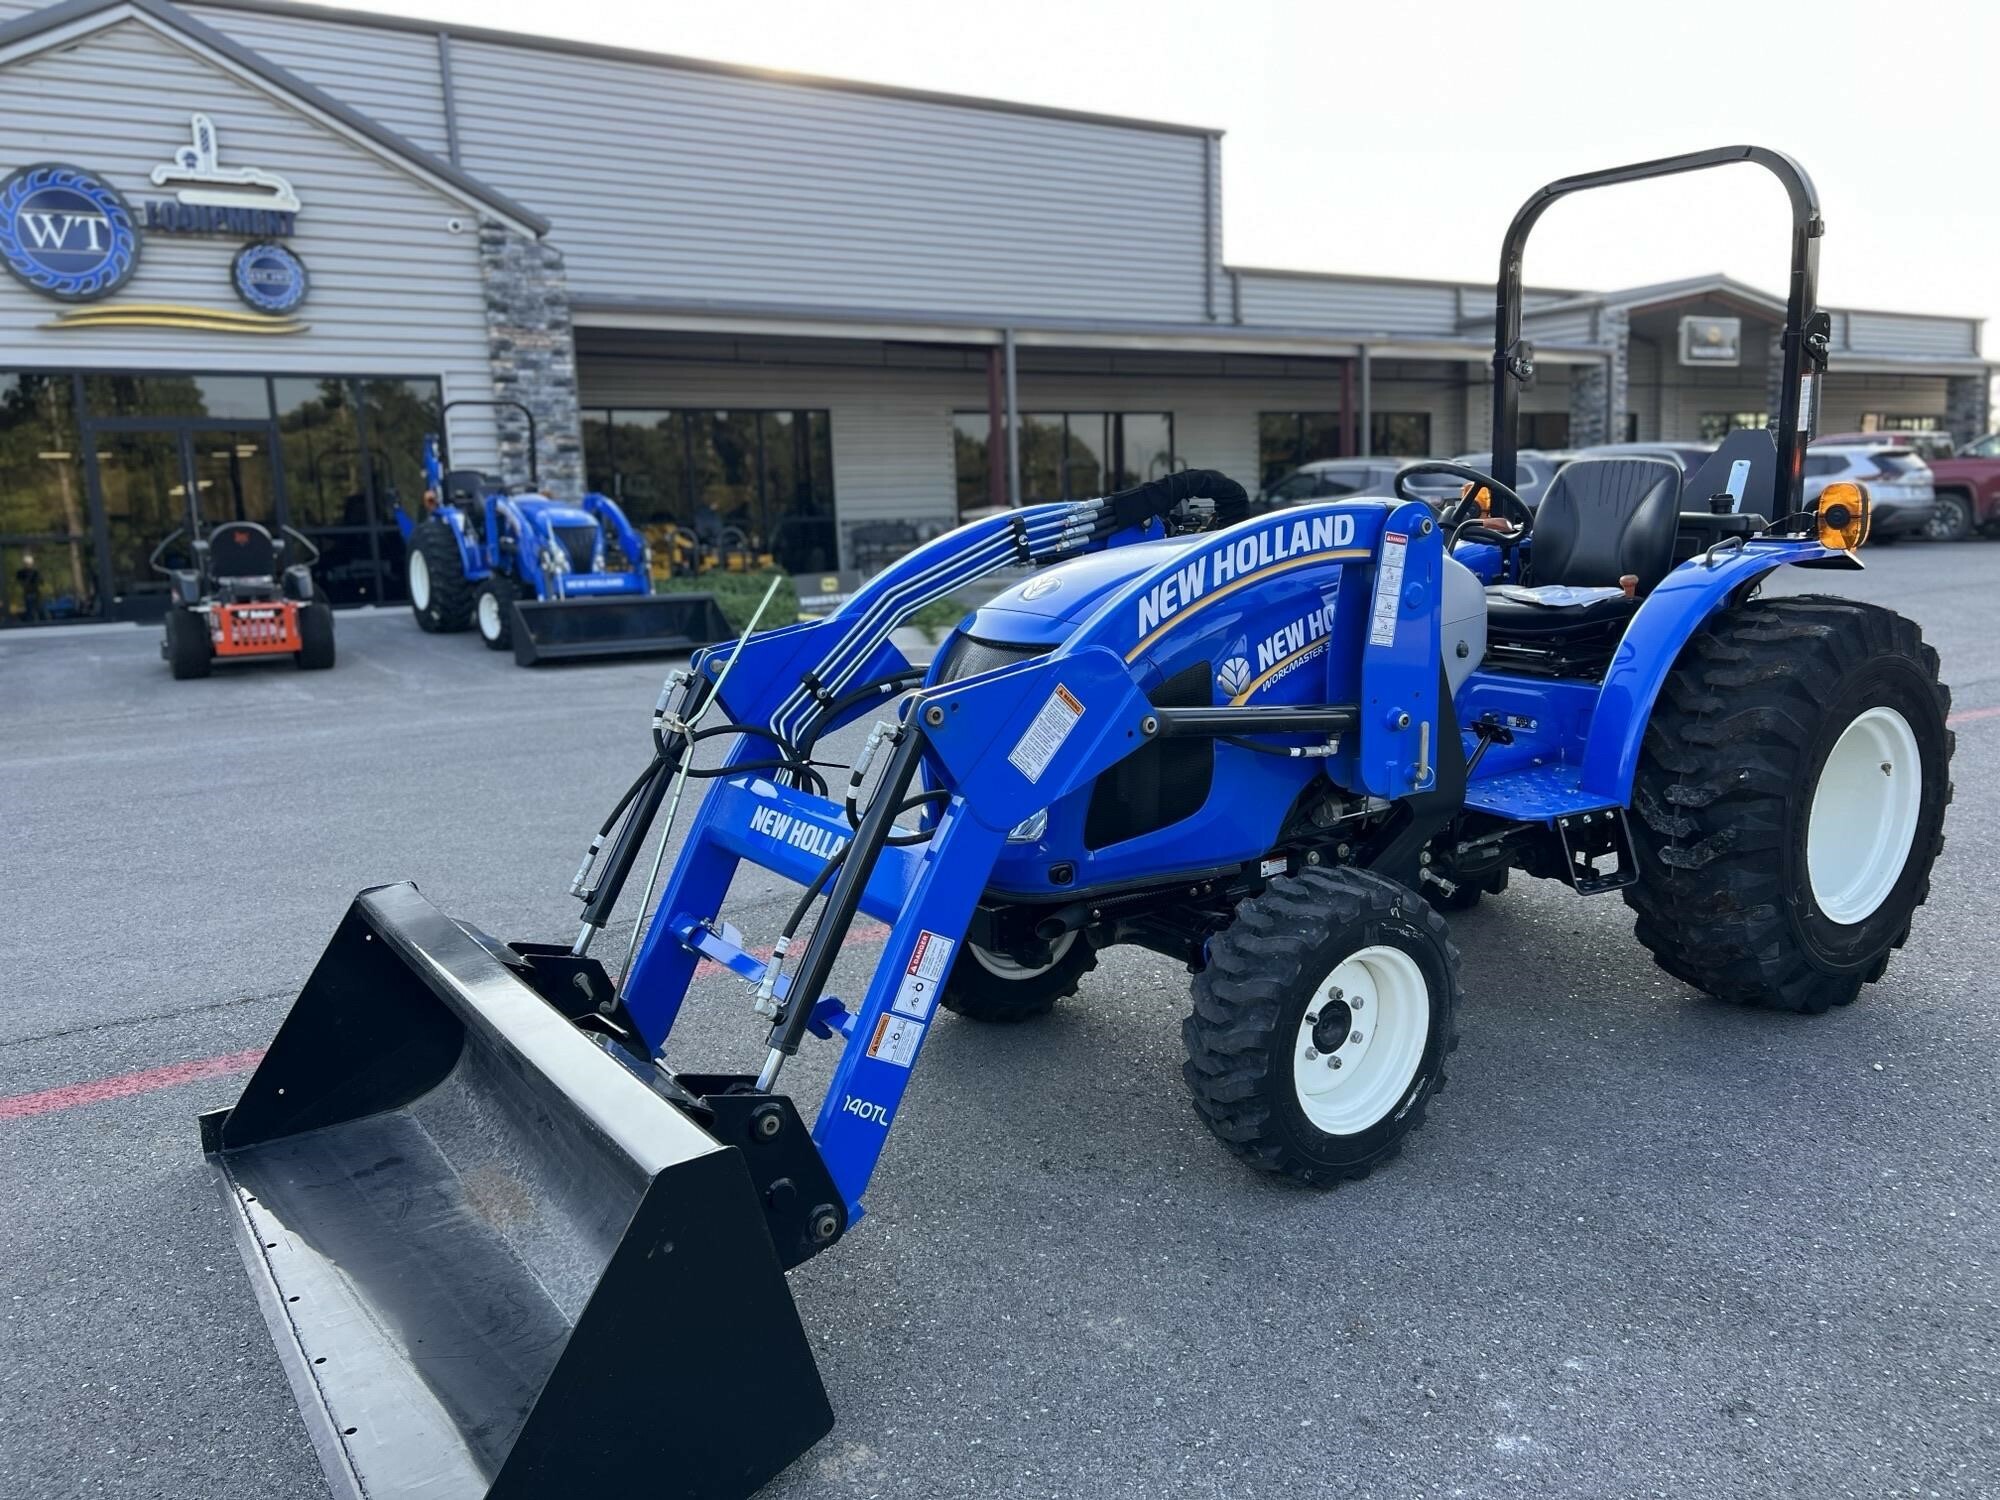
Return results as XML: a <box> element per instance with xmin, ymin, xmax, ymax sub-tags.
<box><xmin>323</xmin><ymin>0</ymin><xmax>1995</xmax><ymax>378</ymax></box>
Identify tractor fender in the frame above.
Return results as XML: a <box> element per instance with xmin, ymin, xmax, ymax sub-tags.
<box><xmin>1578</xmin><ymin>538</ymin><xmax>1854</xmax><ymax>805</ymax></box>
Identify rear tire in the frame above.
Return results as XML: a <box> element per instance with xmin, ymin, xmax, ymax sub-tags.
<box><xmin>408</xmin><ymin>520</ymin><xmax>473</xmax><ymax>633</ymax></box>
<box><xmin>164</xmin><ymin>607</ymin><xmax>211</xmax><ymax>680</ymax></box>
<box><xmin>295</xmin><ymin>601</ymin><xmax>336</xmax><ymax>670</ymax></box>
<box><xmin>1182</xmin><ymin>869</ymin><xmax>1458</xmax><ymax>1186</ymax></box>
<box><xmin>1626</xmin><ymin>596</ymin><xmax>1952</xmax><ymax>1013</ymax></box>
<box><xmin>940</xmin><ymin>931</ymin><xmax>1096</xmax><ymax>1022</ymax></box>
<box><xmin>475</xmin><ymin>575</ymin><xmax>520</xmax><ymax>651</ymax></box>
<box><xmin>1925</xmin><ymin>493</ymin><xmax>1973</xmax><ymax>543</ymax></box>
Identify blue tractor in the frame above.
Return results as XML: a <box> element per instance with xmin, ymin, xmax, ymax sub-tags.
<box><xmin>397</xmin><ymin>399</ymin><xmax>729</xmax><ymax>663</ymax></box>
<box><xmin>206</xmin><ymin>149</ymin><xmax>1952</xmax><ymax>1499</ymax></box>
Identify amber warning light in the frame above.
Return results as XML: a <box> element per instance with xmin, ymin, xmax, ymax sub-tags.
<box><xmin>1816</xmin><ymin>481</ymin><xmax>1871</xmax><ymax>551</ymax></box>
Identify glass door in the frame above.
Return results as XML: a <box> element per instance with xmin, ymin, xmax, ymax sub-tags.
<box><xmin>97</xmin><ymin>429</ymin><xmax>194</xmax><ymax>618</ymax></box>
<box><xmin>188</xmin><ymin>428</ymin><xmax>278</xmax><ymax>529</ymax></box>
<box><xmin>94</xmin><ymin>422</ymin><xmax>280</xmax><ymax>618</ymax></box>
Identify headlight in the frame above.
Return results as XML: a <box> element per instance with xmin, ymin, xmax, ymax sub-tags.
<box><xmin>1007</xmin><ymin>808</ymin><xmax>1048</xmax><ymax>843</ymax></box>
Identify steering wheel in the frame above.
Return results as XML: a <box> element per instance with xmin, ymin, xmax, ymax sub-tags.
<box><xmin>1395</xmin><ymin>461</ymin><xmax>1534</xmax><ymax>546</ymax></box>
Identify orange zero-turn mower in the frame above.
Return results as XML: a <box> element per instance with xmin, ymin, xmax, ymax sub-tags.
<box><xmin>151</xmin><ymin>521</ymin><xmax>336</xmax><ymax>679</ymax></box>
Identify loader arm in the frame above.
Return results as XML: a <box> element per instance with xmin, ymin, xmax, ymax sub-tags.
<box><xmin>619</xmin><ymin>494</ymin><xmax>1449</xmax><ymax>1226</ymax></box>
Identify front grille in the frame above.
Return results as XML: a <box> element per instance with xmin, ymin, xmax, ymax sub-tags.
<box><xmin>552</xmin><ymin>524</ymin><xmax>599</xmax><ymax>574</ymax></box>
<box><xmin>935</xmin><ymin>632</ymin><xmax>1047</xmax><ymax>682</ymax></box>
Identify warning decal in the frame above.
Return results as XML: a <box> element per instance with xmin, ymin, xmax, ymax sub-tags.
<box><xmin>1007</xmin><ymin>682</ymin><xmax>1085</xmax><ymax>785</ymax></box>
<box><xmin>891</xmin><ymin>930</ymin><xmax>955</xmax><ymax>1021</ymax></box>
<box><xmin>866</xmin><ymin>1012</ymin><xmax>924</xmax><ymax>1068</ymax></box>
<box><xmin>1369</xmin><ymin>531</ymin><xmax>1408</xmax><ymax>647</ymax></box>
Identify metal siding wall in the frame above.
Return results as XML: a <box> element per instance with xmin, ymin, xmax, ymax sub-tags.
<box><xmin>1818</xmin><ymin>374</ymin><xmax>1952</xmax><ymax>431</ymax></box>
<box><xmin>1846</xmin><ymin>312</ymin><xmax>1975</xmax><ymax>358</ymax></box>
<box><xmin>445</xmin><ymin>39</ymin><xmax>1210</xmax><ymax>322</ymax></box>
<box><xmin>1234</xmin><ymin>273</ymin><xmax>1463</xmax><ymax>334</ymax></box>
<box><xmin>0</xmin><ymin>18</ymin><xmax>500</xmax><ymax>462</ymax></box>
<box><xmin>180</xmin><ymin>3</ymin><xmax>450</xmax><ymax>155</ymax></box>
<box><xmin>1518</xmin><ymin>307</ymin><xmax>1595</xmax><ymax>345</ymax></box>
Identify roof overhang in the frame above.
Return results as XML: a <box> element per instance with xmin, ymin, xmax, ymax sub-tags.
<box><xmin>0</xmin><ymin>0</ymin><xmax>548</xmax><ymax>236</ymax></box>
<box><xmin>570</xmin><ymin>296</ymin><xmax>1611</xmax><ymax>365</ymax></box>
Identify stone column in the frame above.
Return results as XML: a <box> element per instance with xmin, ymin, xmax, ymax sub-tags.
<box><xmin>1946</xmin><ymin>374</ymin><xmax>1991</xmax><ymax>444</ymax></box>
<box><xmin>477</xmin><ymin>222</ymin><xmax>584</xmax><ymax>496</ymax></box>
<box><xmin>1566</xmin><ymin>306</ymin><xmax>1628</xmax><ymax>447</ymax></box>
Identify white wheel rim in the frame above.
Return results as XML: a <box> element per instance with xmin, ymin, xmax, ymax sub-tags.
<box><xmin>477</xmin><ymin>590</ymin><xmax>502</xmax><ymax>641</ymax></box>
<box><xmin>1807</xmin><ymin>705</ymin><xmax>1922</xmax><ymax>925</ymax></box>
<box><xmin>971</xmin><ymin>931</ymin><xmax>1075</xmax><ymax>979</ymax></box>
<box><xmin>408</xmin><ymin>550</ymin><xmax>431</xmax><ymax>610</ymax></box>
<box><xmin>1292</xmin><ymin>945</ymin><xmax>1431</xmax><ymax>1136</ymax></box>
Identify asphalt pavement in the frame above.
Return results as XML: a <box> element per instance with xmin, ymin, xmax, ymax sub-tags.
<box><xmin>1</xmin><ymin>541</ymin><xmax>1996</xmax><ymax>1500</ymax></box>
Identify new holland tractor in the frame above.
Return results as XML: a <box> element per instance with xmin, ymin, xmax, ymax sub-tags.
<box><xmin>398</xmin><ymin>399</ymin><xmax>729</xmax><ymax>664</ymax></box>
<box><xmin>202</xmin><ymin>148</ymin><xmax>1951</xmax><ymax>1499</ymax></box>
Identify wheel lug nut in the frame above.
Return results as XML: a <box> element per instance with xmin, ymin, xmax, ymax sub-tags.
<box><xmin>1305</xmin><ymin>1011</ymin><xmax>1320</xmax><ymax>1025</ymax></box>
<box><xmin>1328</xmin><ymin>1057</ymin><xmax>1342</xmax><ymax>1070</ymax></box>
<box><xmin>1350</xmin><ymin>997</ymin><xmax>1364</xmax><ymax>1011</ymax></box>
<box><xmin>1349</xmin><ymin>1030</ymin><xmax>1364</xmax><ymax>1044</ymax></box>
<box><xmin>1303</xmin><ymin>1047</ymin><xmax>1317</xmax><ymax>1061</ymax></box>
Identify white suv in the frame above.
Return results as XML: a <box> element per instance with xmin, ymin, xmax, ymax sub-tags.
<box><xmin>1805</xmin><ymin>445</ymin><xmax>1937</xmax><ymax>540</ymax></box>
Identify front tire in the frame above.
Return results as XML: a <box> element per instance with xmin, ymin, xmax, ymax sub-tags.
<box><xmin>1925</xmin><ymin>493</ymin><xmax>1973</xmax><ymax>543</ymax></box>
<box><xmin>475</xmin><ymin>575</ymin><xmax>520</xmax><ymax>651</ymax></box>
<box><xmin>1626</xmin><ymin>597</ymin><xmax>1953</xmax><ymax>1013</ymax></box>
<box><xmin>408</xmin><ymin>520</ymin><xmax>473</xmax><ymax>633</ymax></box>
<box><xmin>1182</xmin><ymin>869</ymin><xmax>1459</xmax><ymax>1186</ymax></box>
<box><xmin>940</xmin><ymin>931</ymin><xmax>1096</xmax><ymax>1022</ymax></box>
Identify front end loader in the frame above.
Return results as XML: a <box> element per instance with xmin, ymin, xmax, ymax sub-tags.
<box><xmin>204</xmin><ymin>146</ymin><xmax>1952</xmax><ymax>1498</ymax></box>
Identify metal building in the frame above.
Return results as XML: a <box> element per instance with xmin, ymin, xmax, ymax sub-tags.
<box><xmin>0</xmin><ymin>0</ymin><xmax>1990</xmax><ymax>624</ymax></box>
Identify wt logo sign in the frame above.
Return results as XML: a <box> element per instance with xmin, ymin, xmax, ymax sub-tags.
<box><xmin>0</xmin><ymin>163</ymin><xmax>139</xmax><ymax>301</ymax></box>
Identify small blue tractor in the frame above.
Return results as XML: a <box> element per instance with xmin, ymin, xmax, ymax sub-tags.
<box><xmin>397</xmin><ymin>399</ymin><xmax>729</xmax><ymax>663</ymax></box>
<box><xmin>205</xmin><ymin>149</ymin><xmax>1952</xmax><ymax>1499</ymax></box>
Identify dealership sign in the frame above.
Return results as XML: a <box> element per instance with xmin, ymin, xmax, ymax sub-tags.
<box><xmin>0</xmin><ymin>163</ymin><xmax>140</xmax><ymax>301</ymax></box>
<box><xmin>1</xmin><ymin>114</ymin><xmax>307</xmax><ymax>317</ymax></box>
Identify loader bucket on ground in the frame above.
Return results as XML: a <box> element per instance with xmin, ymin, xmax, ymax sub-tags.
<box><xmin>509</xmin><ymin>593</ymin><xmax>732</xmax><ymax>665</ymax></box>
<box><xmin>199</xmin><ymin>881</ymin><xmax>831</xmax><ymax>1500</ymax></box>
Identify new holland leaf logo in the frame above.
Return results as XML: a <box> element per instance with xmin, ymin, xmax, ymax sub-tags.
<box><xmin>1217</xmin><ymin>657</ymin><xmax>1252</xmax><ymax>697</ymax></box>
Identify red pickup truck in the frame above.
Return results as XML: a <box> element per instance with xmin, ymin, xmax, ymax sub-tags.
<box><xmin>1925</xmin><ymin>434</ymin><xmax>2000</xmax><ymax>540</ymax></box>
<box><xmin>1817</xmin><ymin>432</ymin><xmax>2000</xmax><ymax>541</ymax></box>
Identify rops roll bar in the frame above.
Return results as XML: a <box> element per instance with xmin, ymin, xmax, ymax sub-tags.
<box><xmin>1490</xmin><ymin>145</ymin><xmax>1828</xmax><ymax>524</ymax></box>
<box><xmin>438</xmin><ymin>397</ymin><xmax>540</xmax><ymax>491</ymax></box>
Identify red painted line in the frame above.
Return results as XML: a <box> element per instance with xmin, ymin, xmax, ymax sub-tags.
<box><xmin>3</xmin><ymin>920</ymin><xmax>898</xmax><ymax>1124</ymax></box>
<box><xmin>1947</xmin><ymin>705</ymin><xmax>2000</xmax><ymax>727</ymax></box>
<box><xmin>0</xmin><ymin>1047</ymin><xmax>265</xmax><ymax>1123</ymax></box>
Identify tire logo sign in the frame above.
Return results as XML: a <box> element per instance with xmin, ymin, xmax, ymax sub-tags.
<box><xmin>0</xmin><ymin>163</ymin><xmax>140</xmax><ymax>302</ymax></box>
<box><xmin>232</xmin><ymin>240</ymin><xmax>308</xmax><ymax>314</ymax></box>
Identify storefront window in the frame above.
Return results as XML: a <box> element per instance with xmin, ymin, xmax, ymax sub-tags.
<box><xmin>357</xmin><ymin>378</ymin><xmax>443</xmax><ymax>601</ymax></box>
<box><xmin>0</xmin><ymin>373</ymin><xmax>97</xmax><ymax>623</ymax></box>
<box><xmin>277</xmin><ymin>378</ymin><xmax>378</xmax><ymax>604</ymax></box>
<box><xmin>1259</xmin><ymin>412</ymin><xmax>1346</xmax><ymax>489</ymax></box>
<box><xmin>583</xmin><ymin>408</ymin><xmax>836</xmax><ymax>573</ymax></box>
<box><xmin>1697</xmin><ymin>411</ymin><xmax>1770</xmax><ymax>441</ymax></box>
<box><xmin>81</xmin><ymin>373</ymin><xmax>272</xmax><ymax>421</ymax></box>
<box><xmin>1116</xmin><ymin>413</ymin><xmax>1175</xmax><ymax>488</ymax></box>
<box><xmin>953</xmin><ymin>413</ymin><xmax>990</xmax><ymax>511</ymax></box>
<box><xmin>1369</xmin><ymin>412</ymin><xmax>1431</xmax><ymax>458</ymax></box>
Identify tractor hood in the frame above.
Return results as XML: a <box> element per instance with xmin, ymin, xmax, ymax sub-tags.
<box><xmin>512</xmin><ymin>495</ymin><xmax>598</xmax><ymax>530</ymax></box>
<box><xmin>963</xmin><ymin>537</ymin><xmax>1199</xmax><ymax>648</ymax></box>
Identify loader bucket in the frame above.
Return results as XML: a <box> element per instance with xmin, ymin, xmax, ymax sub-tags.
<box><xmin>199</xmin><ymin>881</ymin><xmax>831</xmax><ymax>1500</ymax></box>
<box><xmin>508</xmin><ymin>592</ymin><xmax>732</xmax><ymax>666</ymax></box>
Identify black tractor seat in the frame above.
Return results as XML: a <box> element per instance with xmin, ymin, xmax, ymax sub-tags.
<box><xmin>1484</xmin><ymin>457</ymin><xmax>1680</xmax><ymax>676</ymax></box>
